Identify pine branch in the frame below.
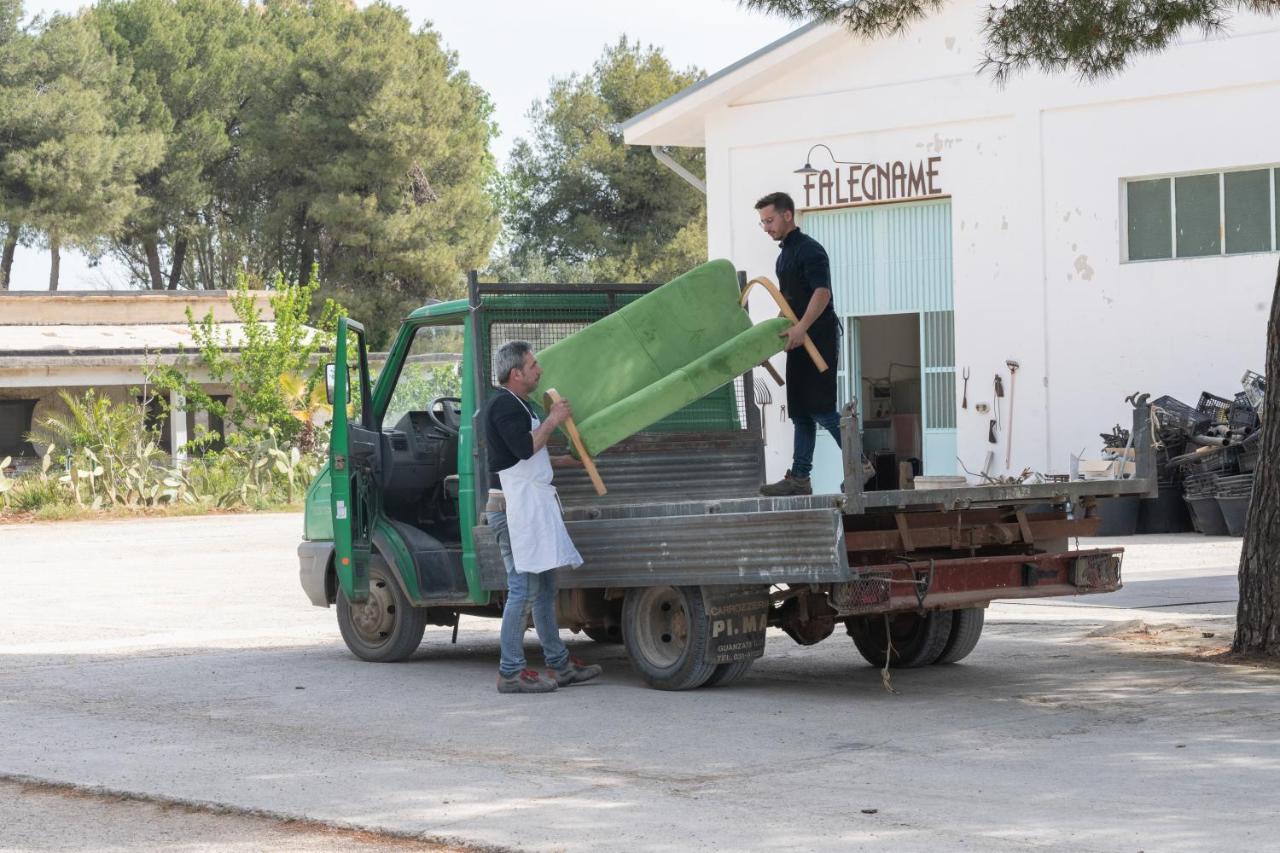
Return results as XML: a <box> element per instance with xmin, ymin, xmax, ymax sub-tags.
<box><xmin>741</xmin><ymin>0</ymin><xmax>1279</xmax><ymax>80</ymax></box>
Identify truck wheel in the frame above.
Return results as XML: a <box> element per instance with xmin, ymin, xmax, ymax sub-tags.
<box><xmin>337</xmin><ymin>557</ymin><xmax>427</xmax><ymax>662</ymax></box>
<box><xmin>702</xmin><ymin>658</ymin><xmax>754</xmax><ymax>688</ymax></box>
<box><xmin>846</xmin><ymin>611</ymin><xmax>954</xmax><ymax>668</ymax></box>
<box><xmin>622</xmin><ymin>586</ymin><xmax>717</xmax><ymax>690</ymax></box>
<box><xmin>934</xmin><ymin>607</ymin><xmax>985</xmax><ymax>664</ymax></box>
<box><xmin>582</xmin><ymin>624</ymin><xmax>623</xmax><ymax>644</ymax></box>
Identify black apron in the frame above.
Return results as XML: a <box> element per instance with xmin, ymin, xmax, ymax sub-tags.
<box><xmin>784</xmin><ymin>310</ymin><xmax>839</xmax><ymax>416</ymax></box>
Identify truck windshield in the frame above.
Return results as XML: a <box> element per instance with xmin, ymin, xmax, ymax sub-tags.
<box><xmin>381</xmin><ymin>324</ymin><xmax>463</xmax><ymax>428</ymax></box>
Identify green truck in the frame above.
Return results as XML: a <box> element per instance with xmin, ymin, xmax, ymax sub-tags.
<box><xmin>298</xmin><ymin>275</ymin><xmax>1158</xmax><ymax>690</ymax></box>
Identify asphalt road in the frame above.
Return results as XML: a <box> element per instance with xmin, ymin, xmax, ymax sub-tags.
<box><xmin>2</xmin><ymin>514</ymin><xmax>1275</xmax><ymax>852</ymax></box>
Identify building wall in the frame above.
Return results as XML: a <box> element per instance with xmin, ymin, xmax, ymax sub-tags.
<box><xmin>701</xmin><ymin>5</ymin><xmax>1278</xmax><ymax>481</ymax></box>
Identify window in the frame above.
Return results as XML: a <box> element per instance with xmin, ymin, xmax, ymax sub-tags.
<box><xmin>0</xmin><ymin>399</ymin><xmax>38</xmax><ymax>458</ymax></box>
<box><xmin>382</xmin><ymin>324</ymin><xmax>463</xmax><ymax>429</ymax></box>
<box><xmin>1124</xmin><ymin>166</ymin><xmax>1280</xmax><ymax>261</ymax></box>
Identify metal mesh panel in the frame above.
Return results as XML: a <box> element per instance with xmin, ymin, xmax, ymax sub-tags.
<box><xmin>478</xmin><ymin>290</ymin><xmax>746</xmax><ymax>432</ymax></box>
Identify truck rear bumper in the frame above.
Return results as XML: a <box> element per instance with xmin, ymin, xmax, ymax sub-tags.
<box><xmin>834</xmin><ymin>548</ymin><xmax>1123</xmax><ymax>616</ymax></box>
<box><xmin>298</xmin><ymin>540</ymin><xmax>333</xmax><ymax>607</ymax></box>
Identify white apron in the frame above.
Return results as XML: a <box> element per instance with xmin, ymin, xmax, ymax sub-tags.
<box><xmin>496</xmin><ymin>392</ymin><xmax>583</xmax><ymax>574</ymax></box>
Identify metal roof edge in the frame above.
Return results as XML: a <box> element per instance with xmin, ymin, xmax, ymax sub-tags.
<box><xmin>620</xmin><ymin>19</ymin><xmax>827</xmax><ymax>135</ymax></box>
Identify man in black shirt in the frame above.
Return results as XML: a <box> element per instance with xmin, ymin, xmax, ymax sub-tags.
<box><xmin>485</xmin><ymin>340</ymin><xmax>603</xmax><ymax>694</ymax></box>
<box><xmin>755</xmin><ymin>191</ymin><xmax>842</xmax><ymax>496</ymax></box>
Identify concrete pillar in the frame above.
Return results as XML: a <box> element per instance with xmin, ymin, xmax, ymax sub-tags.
<box><xmin>169</xmin><ymin>390</ymin><xmax>187</xmax><ymax>464</ymax></box>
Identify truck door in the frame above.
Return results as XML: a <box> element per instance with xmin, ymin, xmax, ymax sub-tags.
<box><xmin>330</xmin><ymin>318</ymin><xmax>379</xmax><ymax>602</ymax></box>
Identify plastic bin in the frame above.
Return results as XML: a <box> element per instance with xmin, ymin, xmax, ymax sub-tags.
<box><xmin>1138</xmin><ymin>482</ymin><xmax>1195</xmax><ymax>534</ymax></box>
<box><xmin>1217</xmin><ymin>495</ymin><xmax>1250</xmax><ymax>537</ymax></box>
<box><xmin>1095</xmin><ymin>496</ymin><xmax>1140</xmax><ymax>536</ymax></box>
<box><xmin>1185</xmin><ymin>494</ymin><xmax>1229</xmax><ymax>536</ymax></box>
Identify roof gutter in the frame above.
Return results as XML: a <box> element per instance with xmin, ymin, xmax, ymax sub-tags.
<box><xmin>650</xmin><ymin>146</ymin><xmax>706</xmax><ymax>195</ymax></box>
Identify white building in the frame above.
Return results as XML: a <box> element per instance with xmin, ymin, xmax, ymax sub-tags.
<box><xmin>624</xmin><ymin>5</ymin><xmax>1277</xmax><ymax>492</ymax></box>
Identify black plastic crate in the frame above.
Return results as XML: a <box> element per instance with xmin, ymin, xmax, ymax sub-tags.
<box><xmin>1150</xmin><ymin>396</ymin><xmax>1211</xmax><ymax>437</ymax></box>
<box><xmin>1229</xmin><ymin>392</ymin><xmax>1260</xmax><ymax>431</ymax></box>
<box><xmin>1197</xmin><ymin>392</ymin><xmax>1233</xmax><ymax>426</ymax></box>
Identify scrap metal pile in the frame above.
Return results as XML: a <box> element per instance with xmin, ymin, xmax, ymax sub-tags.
<box><xmin>1146</xmin><ymin>370</ymin><xmax>1266</xmax><ymax>536</ymax></box>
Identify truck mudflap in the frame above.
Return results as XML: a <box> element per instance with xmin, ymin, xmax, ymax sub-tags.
<box><xmin>701</xmin><ymin>585</ymin><xmax>770</xmax><ymax>664</ymax></box>
<box><xmin>830</xmin><ymin>548</ymin><xmax>1123</xmax><ymax>616</ymax></box>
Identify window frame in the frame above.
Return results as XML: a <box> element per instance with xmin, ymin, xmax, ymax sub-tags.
<box><xmin>1121</xmin><ymin>164</ymin><xmax>1279</xmax><ymax>263</ymax></box>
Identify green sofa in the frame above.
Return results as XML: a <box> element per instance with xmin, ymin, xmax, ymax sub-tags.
<box><xmin>533</xmin><ymin>259</ymin><xmax>789</xmax><ymax>458</ymax></box>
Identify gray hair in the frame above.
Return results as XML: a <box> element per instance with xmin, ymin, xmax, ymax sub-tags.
<box><xmin>494</xmin><ymin>340</ymin><xmax>533</xmax><ymax>385</ymax></box>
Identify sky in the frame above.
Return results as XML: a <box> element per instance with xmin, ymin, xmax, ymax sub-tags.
<box><xmin>9</xmin><ymin>0</ymin><xmax>798</xmax><ymax>290</ymax></box>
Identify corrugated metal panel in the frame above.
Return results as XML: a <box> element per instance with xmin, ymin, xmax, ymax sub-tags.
<box><xmin>803</xmin><ymin>199</ymin><xmax>953</xmax><ymax>317</ymax></box>
<box><xmin>922</xmin><ymin>311</ymin><xmax>954</xmax><ymax>368</ymax></box>
<box><xmin>553</xmin><ymin>440</ymin><xmax>764</xmax><ymax>507</ymax></box>
<box><xmin>475</xmin><ymin>507</ymin><xmax>848</xmax><ymax>590</ymax></box>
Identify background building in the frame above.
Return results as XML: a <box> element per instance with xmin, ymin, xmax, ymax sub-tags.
<box><xmin>0</xmin><ymin>290</ymin><xmax>275</xmax><ymax>470</ymax></box>
<box><xmin>624</xmin><ymin>4</ymin><xmax>1277</xmax><ymax>491</ymax></box>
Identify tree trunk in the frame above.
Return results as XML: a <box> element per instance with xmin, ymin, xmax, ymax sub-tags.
<box><xmin>1233</xmin><ymin>257</ymin><xmax>1280</xmax><ymax>656</ymax></box>
<box><xmin>143</xmin><ymin>237</ymin><xmax>165</xmax><ymax>290</ymax></box>
<box><xmin>48</xmin><ymin>233</ymin><xmax>60</xmax><ymax>291</ymax></box>
<box><xmin>0</xmin><ymin>226</ymin><xmax>17</xmax><ymax>290</ymax></box>
<box><xmin>167</xmin><ymin>237</ymin><xmax>188</xmax><ymax>290</ymax></box>
<box><xmin>295</xmin><ymin>208</ymin><xmax>315</xmax><ymax>288</ymax></box>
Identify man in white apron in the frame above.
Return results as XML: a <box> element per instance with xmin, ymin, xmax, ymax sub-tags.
<box><xmin>486</xmin><ymin>340</ymin><xmax>603</xmax><ymax>694</ymax></box>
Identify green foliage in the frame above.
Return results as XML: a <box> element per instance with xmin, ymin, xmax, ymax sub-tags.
<box><xmin>150</xmin><ymin>272</ymin><xmax>342</xmax><ymax>446</ymax></box>
<box><xmin>238</xmin><ymin>0</ymin><xmax>499</xmax><ymax>346</ymax></box>
<box><xmin>4</xmin><ymin>0</ymin><xmax>499</xmax><ymax>308</ymax></box>
<box><xmin>498</xmin><ymin>38</ymin><xmax>708</xmax><ymax>285</ymax></box>
<box><xmin>741</xmin><ymin>0</ymin><xmax>1278</xmax><ymax>81</ymax></box>
<box><xmin>3</xmin><ymin>391</ymin><xmax>324</xmax><ymax>515</ymax></box>
<box><xmin>90</xmin><ymin>0</ymin><xmax>264</xmax><ymax>290</ymax></box>
<box><xmin>0</xmin><ymin>10</ymin><xmax>163</xmax><ymax>287</ymax></box>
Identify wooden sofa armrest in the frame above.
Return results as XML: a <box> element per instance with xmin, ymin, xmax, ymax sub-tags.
<box><xmin>543</xmin><ymin>388</ymin><xmax>607</xmax><ymax>496</ymax></box>
<box><xmin>740</xmin><ymin>276</ymin><xmax>830</xmax><ymax>373</ymax></box>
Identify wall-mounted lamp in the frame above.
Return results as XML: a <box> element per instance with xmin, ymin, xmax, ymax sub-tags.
<box><xmin>794</xmin><ymin>143</ymin><xmax>873</xmax><ymax>175</ymax></box>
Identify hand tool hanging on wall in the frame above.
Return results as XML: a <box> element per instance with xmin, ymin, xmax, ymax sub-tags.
<box><xmin>993</xmin><ymin>373</ymin><xmax>1005</xmax><ymax>430</ymax></box>
<box><xmin>1004</xmin><ymin>360</ymin><xmax>1020</xmax><ymax>470</ymax></box>
<box><xmin>961</xmin><ymin>367</ymin><xmax>970</xmax><ymax>409</ymax></box>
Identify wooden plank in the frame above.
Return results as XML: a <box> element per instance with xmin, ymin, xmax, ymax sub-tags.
<box><xmin>543</xmin><ymin>388</ymin><xmax>606</xmax><ymax>496</ymax></box>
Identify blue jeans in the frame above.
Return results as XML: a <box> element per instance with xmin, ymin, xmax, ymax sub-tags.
<box><xmin>488</xmin><ymin>509</ymin><xmax>569</xmax><ymax>676</ymax></box>
<box><xmin>791</xmin><ymin>410</ymin><xmax>842</xmax><ymax>479</ymax></box>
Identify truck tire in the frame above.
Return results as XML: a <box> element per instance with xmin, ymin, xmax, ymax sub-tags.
<box><xmin>622</xmin><ymin>586</ymin><xmax>717</xmax><ymax>690</ymax></box>
<box><xmin>934</xmin><ymin>607</ymin><xmax>985</xmax><ymax>664</ymax></box>
<box><xmin>337</xmin><ymin>557</ymin><xmax>428</xmax><ymax>662</ymax></box>
<box><xmin>846</xmin><ymin>610</ymin><xmax>954</xmax><ymax>669</ymax></box>
<box><xmin>582</xmin><ymin>624</ymin><xmax>623</xmax><ymax>644</ymax></box>
<box><xmin>702</xmin><ymin>658</ymin><xmax>754</xmax><ymax>687</ymax></box>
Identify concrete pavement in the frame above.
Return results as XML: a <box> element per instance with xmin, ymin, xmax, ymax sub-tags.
<box><xmin>2</xmin><ymin>515</ymin><xmax>1276</xmax><ymax>852</ymax></box>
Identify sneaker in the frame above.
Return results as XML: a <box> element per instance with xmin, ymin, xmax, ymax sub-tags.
<box><xmin>553</xmin><ymin>656</ymin><xmax>603</xmax><ymax>687</ymax></box>
<box><xmin>497</xmin><ymin>669</ymin><xmax>558</xmax><ymax>694</ymax></box>
<box><xmin>760</xmin><ymin>470</ymin><xmax>812</xmax><ymax>496</ymax></box>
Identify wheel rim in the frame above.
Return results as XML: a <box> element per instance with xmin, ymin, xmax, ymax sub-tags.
<box><xmin>630</xmin><ymin>586</ymin><xmax>691</xmax><ymax>670</ymax></box>
<box><xmin>349</xmin><ymin>574</ymin><xmax>398</xmax><ymax>647</ymax></box>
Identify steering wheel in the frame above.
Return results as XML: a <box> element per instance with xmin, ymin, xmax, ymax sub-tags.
<box><xmin>426</xmin><ymin>396</ymin><xmax>462</xmax><ymax>435</ymax></box>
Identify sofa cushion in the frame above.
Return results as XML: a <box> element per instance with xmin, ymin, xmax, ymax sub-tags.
<box><xmin>576</xmin><ymin>317</ymin><xmax>789</xmax><ymax>455</ymax></box>
<box><xmin>531</xmin><ymin>258</ymin><xmax>787</xmax><ymax>457</ymax></box>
